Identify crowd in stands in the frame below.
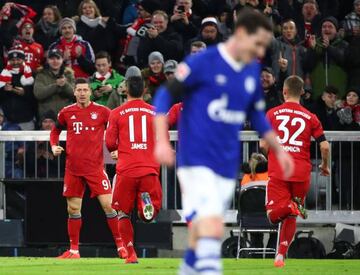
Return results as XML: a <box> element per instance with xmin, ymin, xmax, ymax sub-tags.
<box><xmin>0</xmin><ymin>0</ymin><xmax>359</xmax><ymax>205</ymax></box>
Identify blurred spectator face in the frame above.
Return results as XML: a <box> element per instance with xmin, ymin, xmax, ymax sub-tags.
<box><xmin>48</xmin><ymin>56</ymin><xmax>63</xmax><ymax>71</ymax></box>
<box><xmin>74</xmin><ymin>83</ymin><xmax>91</xmax><ymax>105</ymax></box>
<box><xmin>82</xmin><ymin>2</ymin><xmax>96</xmax><ymax>19</ymax></box>
<box><xmin>9</xmin><ymin>57</ymin><xmax>23</xmax><ymax>68</ymax></box>
<box><xmin>282</xmin><ymin>20</ymin><xmax>297</xmax><ymax>40</ymax></box>
<box><xmin>261</xmin><ymin>71</ymin><xmax>275</xmax><ymax>91</ymax></box>
<box><xmin>165</xmin><ymin>72</ymin><xmax>175</xmax><ymax>80</ymax></box>
<box><xmin>61</xmin><ymin>24</ymin><xmax>75</xmax><ymax>40</ymax></box>
<box><xmin>21</xmin><ymin>23</ymin><xmax>34</xmax><ymax>40</ymax></box>
<box><xmin>201</xmin><ymin>25</ymin><xmax>218</xmax><ymax>41</ymax></box>
<box><xmin>321</xmin><ymin>92</ymin><xmax>337</xmax><ymax>108</ymax></box>
<box><xmin>43</xmin><ymin>7</ymin><xmax>55</xmax><ymax>23</ymax></box>
<box><xmin>149</xmin><ymin>60</ymin><xmax>163</xmax><ymax>74</ymax></box>
<box><xmin>95</xmin><ymin>57</ymin><xmax>111</xmax><ymax>75</ymax></box>
<box><xmin>137</xmin><ymin>5</ymin><xmax>151</xmax><ymax>19</ymax></box>
<box><xmin>191</xmin><ymin>45</ymin><xmax>206</xmax><ymax>55</ymax></box>
<box><xmin>346</xmin><ymin>91</ymin><xmax>359</xmax><ymax>106</ymax></box>
<box><xmin>302</xmin><ymin>3</ymin><xmax>318</xmax><ymax>22</ymax></box>
<box><xmin>41</xmin><ymin>118</ymin><xmax>55</xmax><ymax>130</ymax></box>
<box><xmin>152</xmin><ymin>14</ymin><xmax>168</xmax><ymax>33</ymax></box>
<box><xmin>322</xmin><ymin>22</ymin><xmax>337</xmax><ymax>41</ymax></box>
<box><xmin>177</xmin><ymin>0</ymin><xmax>192</xmax><ymax>12</ymax></box>
<box><xmin>355</xmin><ymin>2</ymin><xmax>360</xmax><ymax>16</ymax></box>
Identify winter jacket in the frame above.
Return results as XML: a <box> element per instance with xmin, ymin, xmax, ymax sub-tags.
<box><xmin>344</xmin><ymin>36</ymin><xmax>360</xmax><ymax>89</ymax></box>
<box><xmin>142</xmin><ymin>67</ymin><xmax>166</xmax><ymax>103</ymax></box>
<box><xmin>89</xmin><ymin>69</ymin><xmax>125</xmax><ymax>106</ymax></box>
<box><xmin>48</xmin><ymin>35</ymin><xmax>95</xmax><ymax>78</ymax></box>
<box><xmin>270</xmin><ymin>36</ymin><xmax>306</xmax><ymax>79</ymax></box>
<box><xmin>137</xmin><ymin>27</ymin><xmax>183</xmax><ymax>68</ymax></box>
<box><xmin>33</xmin><ymin>66</ymin><xmax>74</xmax><ymax>118</ymax></box>
<box><xmin>304</xmin><ymin>36</ymin><xmax>348</xmax><ymax>99</ymax></box>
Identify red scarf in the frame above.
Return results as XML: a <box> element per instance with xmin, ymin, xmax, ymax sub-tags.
<box><xmin>343</xmin><ymin>102</ymin><xmax>360</xmax><ymax>124</ymax></box>
<box><xmin>0</xmin><ymin>62</ymin><xmax>33</xmax><ymax>88</ymax></box>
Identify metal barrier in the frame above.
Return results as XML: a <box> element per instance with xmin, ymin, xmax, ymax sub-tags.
<box><xmin>1</xmin><ymin>131</ymin><xmax>360</xmax><ymax>223</ymax></box>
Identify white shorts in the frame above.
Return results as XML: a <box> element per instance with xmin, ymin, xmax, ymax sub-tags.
<box><xmin>177</xmin><ymin>166</ymin><xmax>236</xmax><ymax>222</ymax></box>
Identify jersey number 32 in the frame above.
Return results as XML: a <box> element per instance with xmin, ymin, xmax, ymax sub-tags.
<box><xmin>276</xmin><ymin>115</ymin><xmax>305</xmax><ymax>146</ymax></box>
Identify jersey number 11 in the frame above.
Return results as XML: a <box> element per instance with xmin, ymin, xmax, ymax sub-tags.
<box><xmin>128</xmin><ymin>115</ymin><xmax>147</xmax><ymax>143</ymax></box>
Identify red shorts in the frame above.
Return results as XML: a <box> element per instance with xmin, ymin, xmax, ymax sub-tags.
<box><xmin>63</xmin><ymin>170</ymin><xmax>112</xmax><ymax>198</ymax></box>
<box><xmin>266</xmin><ymin>177</ymin><xmax>310</xmax><ymax>211</ymax></box>
<box><xmin>112</xmin><ymin>174</ymin><xmax>162</xmax><ymax>221</ymax></box>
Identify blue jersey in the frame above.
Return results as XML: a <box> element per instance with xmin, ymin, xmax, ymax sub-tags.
<box><xmin>154</xmin><ymin>44</ymin><xmax>272</xmax><ymax>179</ymax></box>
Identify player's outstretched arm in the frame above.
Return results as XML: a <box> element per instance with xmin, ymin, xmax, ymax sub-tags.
<box><xmin>154</xmin><ymin>115</ymin><xmax>174</xmax><ymax>166</ymax></box>
<box><xmin>105</xmin><ymin>111</ymin><xmax>119</xmax><ymax>152</ymax></box>
<box><xmin>319</xmin><ymin>140</ymin><xmax>330</xmax><ymax>176</ymax></box>
<box><xmin>50</xmin><ymin>124</ymin><xmax>64</xmax><ymax>157</ymax></box>
<box><xmin>263</xmin><ymin>131</ymin><xmax>294</xmax><ymax>179</ymax></box>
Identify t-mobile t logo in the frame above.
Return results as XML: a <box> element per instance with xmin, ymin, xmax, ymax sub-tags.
<box><xmin>73</xmin><ymin>122</ymin><xmax>83</xmax><ymax>134</ymax></box>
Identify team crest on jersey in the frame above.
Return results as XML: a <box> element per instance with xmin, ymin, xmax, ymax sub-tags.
<box><xmin>90</xmin><ymin>112</ymin><xmax>98</xmax><ymax>120</ymax></box>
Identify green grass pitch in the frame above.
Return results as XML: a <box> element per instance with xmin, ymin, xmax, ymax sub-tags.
<box><xmin>0</xmin><ymin>258</ymin><xmax>360</xmax><ymax>274</ymax></box>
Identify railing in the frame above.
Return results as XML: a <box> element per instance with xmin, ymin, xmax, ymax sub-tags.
<box><xmin>1</xmin><ymin>131</ymin><xmax>360</xmax><ymax>223</ymax></box>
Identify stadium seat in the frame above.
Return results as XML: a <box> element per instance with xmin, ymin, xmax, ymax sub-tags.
<box><xmin>231</xmin><ymin>181</ymin><xmax>281</xmax><ymax>259</ymax></box>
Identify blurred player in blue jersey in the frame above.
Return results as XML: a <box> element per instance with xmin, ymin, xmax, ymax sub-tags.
<box><xmin>153</xmin><ymin>9</ymin><xmax>294</xmax><ymax>275</ymax></box>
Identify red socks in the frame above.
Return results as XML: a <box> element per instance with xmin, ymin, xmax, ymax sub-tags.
<box><xmin>268</xmin><ymin>204</ymin><xmax>293</xmax><ymax>224</ymax></box>
<box><xmin>68</xmin><ymin>214</ymin><xmax>82</xmax><ymax>251</ymax></box>
<box><xmin>118</xmin><ymin>217</ymin><xmax>134</xmax><ymax>248</ymax></box>
<box><xmin>278</xmin><ymin>217</ymin><xmax>297</xmax><ymax>255</ymax></box>
<box><xmin>106</xmin><ymin>211</ymin><xmax>124</xmax><ymax>248</ymax></box>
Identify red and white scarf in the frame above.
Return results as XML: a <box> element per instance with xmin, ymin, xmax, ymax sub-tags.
<box><xmin>0</xmin><ymin>62</ymin><xmax>34</xmax><ymax>88</ymax></box>
<box><xmin>94</xmin><ymin>70</ymin><xmax>111</xmax><ymax>83</ymax></box>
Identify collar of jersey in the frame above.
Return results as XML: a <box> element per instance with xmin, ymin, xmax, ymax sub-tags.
<box><xmin>218</xmin><ymin>43</ymin><xmax>244</xmax><ymax>72</ymax></box>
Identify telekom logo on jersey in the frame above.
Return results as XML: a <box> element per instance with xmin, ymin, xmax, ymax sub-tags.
<box><xmin>72</xmin><ymin>122</ymin><xmax>95</xmax><ymax>134</ymax></box>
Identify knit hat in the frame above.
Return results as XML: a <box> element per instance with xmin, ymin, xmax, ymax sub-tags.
<box><xmin>138</xmin><ymin>0</ymin><xmax>161</xmax><ymax>15</ymax></box>
<box><xmin>201</xmin><ymin>17</ymin><xmax>218</xmax><ymax>28</ymax></box>
<box><xmin>125</xmin><ymin>66</ymin><xmax>142</xmax><ymax>79</ymax></box>
<box><xmin>148</xmin><ymin>51</ymin><xmax>164</xmax><ymax>64</ymax></box>
<box><xmin>346</xmin><ymin>87</ymin><xmax>360</xmax><ymax>98</ymax></box>
<box><xmin>59</xmin><ymin>17</ymin><xmax>76</xmax><ymax>32</ymax></box>
<box><xmin>322</xmin><ymin>16</ymin><xmax>339</xmax><ymax>30</ymax></box>
<box><xmin>18</xmin><ymin>17</ymin><xmax>34</xmax><ymax>33</ymax></box>
<box><xmin>8</xmin><ymin>45</ymin><xmax>25</xmax><ymax>60</ymax></box>
<box><xmin>164</xmin><ymin>60</ymin><xmax>178</xmax><ymax>74</ymax></box>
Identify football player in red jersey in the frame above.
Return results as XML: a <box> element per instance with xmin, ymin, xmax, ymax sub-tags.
<box><xmin>105</xmin><ymin>75</ymin><xmax>162</xmax><ymax>264</ymax></box>
<box><xmin>50</xmin><ymin>78</ymin><xmax>127</xmax><ymax>259</ymax></box>
<box><xmin>261</xmin><ymin>76</ymin><xmax>330</xmax><ymax>268</ymax></box>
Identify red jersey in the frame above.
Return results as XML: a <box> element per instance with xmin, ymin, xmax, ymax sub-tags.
<box><xmin>267</xmin><ymin>102</ymin><xmax>325</xmax><ymax>182</ymax></box>
<box><xmin>17</xmin><ymin>39</ymin><xmax>44</xmax><ymax>71</ymax></box>
<box><xmin>50</xmin><ymin>102</ymin><xmax>110</xmax><ymax>176</ymax></box>
<box><xmin>105</xmin><ymin>99</ymin><xmax>159</xmax><ymax>177</ymax></box>
<box><xmin>167</xmin><ymin>102</ymin><xmax>183</xmax><ymax>128</ymax></box>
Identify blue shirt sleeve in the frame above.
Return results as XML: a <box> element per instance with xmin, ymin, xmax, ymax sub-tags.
<box><xmin>153</xmin><ymin>54</ymin><xmax>201</xmax><ymax>115</ymax></box>
<box><xmin>248</xmin><ymin>64</ymin><xmax>273</xmax><ymax>137</ymax></box>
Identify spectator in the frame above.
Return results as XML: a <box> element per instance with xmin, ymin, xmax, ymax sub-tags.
<box><xmin>142</xmin><ymin>51</ymin><xmax>166</xmax><ymax>102</ymax></box>
<box><xmin>89</xmin><ymin>51</ymin><xmax>125</xmax><ymax>106</ymax></box>
<box><xmin>345</xmin><ymin>31</ymin><xmax>360</xmax><ymax>89</ymax></box>
<box><xmin>49</xmin><ymin>17</ymin><xmax>95</xmax><ymax>78</ymax></box>
<box><xmin>137</xmin><ymin>10</ymin><xmax>183</xmax><ymax>67</ymax></box>
<box><xmin>296</xmin><ymin>0</ymin><xmax>322</xmax><ymax>46</ymax></box>
<box><xmin>269</xmin><ymin>19</ymin><xmax>306</xmax><ymax>79</ymax></box>
<box><xmin>14</xmin><ymin>18</ymin><xmax>44</xmax><ymax>72</ymax></box>
<box><xmin>34</xmin><ymin>5</ymin><xmax>62</xmax><ymax>51</ymax></box>
<box><xmin>313</xmin><ymin>85</ymin><xmax>340</xmax><ymax>130</ymax></box>
<box><xmin>170</xmin><ymin>0</ymin><xmax>201</xmax><ymax>46</ymax></box>
<box><xmin>0</xmin><ymin>45</ymin><xmax>36</xmax><ymax>130</ymax></box>
<box><xmin>76</xmin><ymin>0</ymin><xmax>127</xmax><ymax>56</ymax></box>
<box><xmin>122</xmin><ymin>0</ymin><xmax>139</xmax><ymax>24</ymax></box>
<box><xmin>190</xmin><ymin>40</ymin><xmax>206</xmax><ymax>55</ymax></box>
<box><xmin>305</xmin><ymin>17</ymin><xmax>348</xmax><ymax>99</ymax></box>
<box><xmin>26</xmin><ymin>110</ymin><xmax>64</xmax><ymax>178</ymax></box>
<box><xmin>121</xmin><ymin>0</ymin><xmax>160</xmax><ymax>66</ymax></box>
<box><xmin>164</xmin><ymin>59</ymin><xmax>178</xmax><ymax>81</ymax></box>
<box><xmin>217</xmin><ymin>5</ymin><xmax>232</xmax><ymax>40</ymax></box>
<box><xmin>343</xmin><ymin>0</ymin><xmax>360</xmax><ymax>40</ymax></box>
<box><xmin>187</xmin><ymin>17</ymin><xmax>223</xmax><ymax>53</ymax></box>
<box><xmin>34</xmin><ymin>48</ymin><xmax>74</xmax><ymax>119</ymax></box>
<box><xmin>261</xmin><ymin>67</ymin><xmax>283</xmax><ymax>111</ymax></box>
<box><xmin>107</xmin><ymin>66</ymin><xmax>142</xmax><ymax>109</ymax></box>
<box><xmin>335</xmin><ymin>88</ymin><xmax>360</xmax><ymax>210</ymax></box>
